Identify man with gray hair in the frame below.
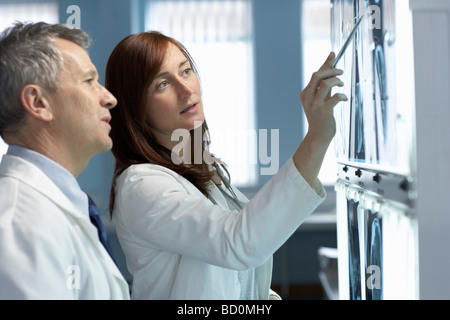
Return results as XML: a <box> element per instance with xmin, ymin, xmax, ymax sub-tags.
<box><xmin>0</xmin><ymin>22</ymin><xmax>130</xmax><ymax>299</ymax></box>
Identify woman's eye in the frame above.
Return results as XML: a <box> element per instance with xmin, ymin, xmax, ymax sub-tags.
<box><xmin>182</xmin><ymin>68</ymin><xmax>192</xmax><ymax>76</ymax></box>
<box><xmin>157</xmin><ymin>81</ymin><xmax>168</xmax><ymax>89</ymax></box>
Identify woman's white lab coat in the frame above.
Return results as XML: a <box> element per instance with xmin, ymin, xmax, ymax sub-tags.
<box><xmin>114</xmin><ymin>157</ymin><xmax>325</xmax><ymax>299</ymax></box>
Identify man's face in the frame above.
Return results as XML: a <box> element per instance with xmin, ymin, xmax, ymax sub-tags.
<box><xmin>47</xmin><ymin>38</ymin><xmax>117</xmax><ymax>162</ymax></box>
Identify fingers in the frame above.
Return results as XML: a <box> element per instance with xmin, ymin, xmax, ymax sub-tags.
<box><xmin>299</xmin><ymin>52</ymin><xmax>348</xmax><ymax>145</ymax></box>
<box><xmin>301</xmin><ymin>52</ymin><xmax>346</xmax><ymax>107</ymax></box>
<box><xmin>301</xmin><ymin>71</ymin><xmax>344</xmax><ymax>107</ymax></box>
<box><xmin>327</xmin><ymin>92</ymin><xmax>348</xmax><ymax>109</ymax></box>
<box><xmin>316</xmin><ymin>77</ymin><xmax>343</xmax><ymax>100</ymax></box>
<box><xmin>306</xmin><ymin>67</ymin><xmax>343</xmax><ymax>93</ymax></box>
<box><xmin>321</xmin><ymin>52</ymin><xmax>336</xmax><ymax>70</ymax></box>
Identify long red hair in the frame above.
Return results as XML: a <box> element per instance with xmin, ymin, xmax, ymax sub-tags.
<box><xmin>105</xmin><ymin>31</ymin><xmax>216</xmax><ymax>216</ymax></box>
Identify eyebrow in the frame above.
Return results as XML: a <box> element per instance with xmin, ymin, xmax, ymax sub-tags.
<box><xmin>154</xmin><ymin>59</ymin><xmax>190</xmax><ymax>80</ymax></box>
<box><xmin>82</xmin><ymin>69</ymin><xmax>98</xmax><ymax>79</ymax></box>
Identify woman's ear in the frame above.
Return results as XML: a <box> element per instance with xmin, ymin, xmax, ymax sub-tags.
<box><xmin>20</xmin><ymin>84</ymin><xmax>54</xmax><ymax>122</ymax></box>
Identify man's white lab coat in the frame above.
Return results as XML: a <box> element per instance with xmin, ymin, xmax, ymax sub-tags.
<box><xmin>0</xmin><ymin>154</ymin><xmax>130</xmax><ymax>299</ymax></box>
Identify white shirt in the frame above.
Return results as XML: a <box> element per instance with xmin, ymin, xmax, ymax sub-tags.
<box><xmin>114</xmin><ymin>157</ymin><xmax>325</xmax><ymax>299</ymax></box>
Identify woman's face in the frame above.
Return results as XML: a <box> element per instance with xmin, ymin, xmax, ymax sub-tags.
<box><xmin>145</xmin><ymin>43</ymin><xmax>204</xmax><ymax>150</ymax></box>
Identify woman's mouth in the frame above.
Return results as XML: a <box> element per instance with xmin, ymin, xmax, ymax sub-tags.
<box><xmin>180</xmin><ymin>103</ymin><xmax>198</xmax><ymax>114</ymax></box>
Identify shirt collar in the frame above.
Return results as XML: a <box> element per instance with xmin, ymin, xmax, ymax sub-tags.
<box><xmin>7</xmin><ymin>145</ymin><xmax>89</xmax><ymax>217</ymax></box>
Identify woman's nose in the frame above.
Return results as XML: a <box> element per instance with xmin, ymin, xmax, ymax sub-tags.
<box><xmin>176</xmin><ymin>78</ymin><xmax>194</xmax><ymax>100</ymax></box>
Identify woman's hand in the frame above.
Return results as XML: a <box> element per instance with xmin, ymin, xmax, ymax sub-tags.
<box><xmin>293</xmin><ymin>52</ymin><xmax>347</xmax><ymax>187</ymax></box>
<box><xmin>300</xmin><ymin>52</ymin><xmax>348</xmax><ymax>145</ymax></box>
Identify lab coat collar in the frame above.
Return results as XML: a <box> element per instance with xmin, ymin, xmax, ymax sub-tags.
<box><xmin>0</xmin><ymin>154</ymin><xmax>82</xmax><ymax>217</ymax></box>
<box><xmin>0</xmin><ymin>154</ymin><xmax>126</xmax><ymax>282</ymax></box>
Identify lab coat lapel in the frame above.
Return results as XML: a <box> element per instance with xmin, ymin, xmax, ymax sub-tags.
<box><xmin>0</xmin><ymin>154</ymin><xmax>82</xmax><ymax>216</ymax></box>
<box><xmin>0</xmin><ymin>155</ymin><xmax>125</xmax><ymax>281</ymax></box>
<box><xmin>208</xmin><ymin>183</ymin><xmax>229</xmax><ymax>208</ymax></box>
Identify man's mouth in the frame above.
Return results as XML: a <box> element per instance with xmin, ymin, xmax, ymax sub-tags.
<box><xmin>101</xmin><ymin>116</ymin><xmax>111</xmax><ymax>124</ymax></box>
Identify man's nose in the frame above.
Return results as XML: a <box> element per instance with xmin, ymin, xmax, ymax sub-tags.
<box><xmin>100</xmin><ymin>85</ymin><xmax>117</xmax><ymax>109</ymax></box>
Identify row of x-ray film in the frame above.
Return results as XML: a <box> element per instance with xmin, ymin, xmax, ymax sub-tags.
<box><xmin>332</xmin><ymin>0</ymin><xmax>418</xmax><ymax>299</ymax></box>
<box><xmin>335</xmin><ymin>182</ymin><xmax>417</xmax><ymax>299</ymax></box>
<box><xmin>331</xmin><ymin>0</ymin><xmax>414</xmax><ymax>176</ymax></box>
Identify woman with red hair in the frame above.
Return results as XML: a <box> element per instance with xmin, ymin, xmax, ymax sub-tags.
<box><xmin>105</xmin><ymin>31</ymin><xmax>346</xmax><ymax>300</ymax></box>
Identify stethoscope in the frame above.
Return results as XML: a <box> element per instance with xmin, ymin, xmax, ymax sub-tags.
<box><xmin>212</xmin><ymin>162</ymin><xmax>245</xmax><ymax>210</ymax></box>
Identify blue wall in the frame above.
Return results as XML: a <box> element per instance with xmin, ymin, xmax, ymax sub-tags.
<box><xmin>59</xmin><ymin>0</ymin><xmax>307</xmax><ymax>211</ymax></box>
<box><xmin>253</xmin><ymin>0</ymin><xmax>304</xmax><ymax>186</ymax></box>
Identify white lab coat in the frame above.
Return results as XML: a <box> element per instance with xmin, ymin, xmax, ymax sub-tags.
<box><xmin>0</xmin><ymin>154</ymin><xmax>130</xmax><ymax>299</ymax></box>
<box><xmin>114</xmin><ymin>157</ymin><xmax>325</xmax><ymax>300</ymax></box>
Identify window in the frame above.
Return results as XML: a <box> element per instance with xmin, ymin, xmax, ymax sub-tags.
<box><xmin>0</xmin><ymin>0</ymin><xmax>58</xmax><ymax>32</ymax></box>
<box><xmin>301</xmin><ymin>0</ymin><xmax>337</xmax><ymax>186</ymax></box>
<box><xmin>0</xmin><ymin>0</ymin><xmax>59</xmax><ymax>157</ymax></box>
<box><xmin>145</xmin><ymin>0</ymin><xmax>256</xmax><ymax>186</ymax></box>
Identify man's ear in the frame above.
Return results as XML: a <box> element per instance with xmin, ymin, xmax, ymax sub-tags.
<box><xmin>20</xmin><ymin>84</ymin><xmax>54</xmax><ymax>122</ymax></box>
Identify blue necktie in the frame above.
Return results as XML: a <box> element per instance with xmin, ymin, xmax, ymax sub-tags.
<box><xmin>88</xmin><ymin>195</ymin><xmax>116</xmax><ymax>263</ymax></box>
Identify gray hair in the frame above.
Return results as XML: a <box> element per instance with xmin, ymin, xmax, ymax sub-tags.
<box><xmin>0</xmin><ymin>22</ymin><xmax>91</xmax><ymax>136</ymax></box>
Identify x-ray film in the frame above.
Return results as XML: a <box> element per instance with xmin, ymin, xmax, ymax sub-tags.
<box><xmin>364</xmin><ymin>209</ymin><xmax>383</xmax><ymax>300</ymax></box>
<box><xmin>333</xmin><ymin>16</ymin><xmax>364</xmax><ymax>68</ymax></box>
<box><xmin>331</xmin><ymin>0</ymin><xmax>353</xmax><ymax>163</ymax></box>
<box><xmin>375</xmin><ymin>0</ymin><xmax>403</xmax><ymax>171</ymax></box>
<box><xmin>332</xmin><ymin>0</ymin><xmax>410</xmax><ymax>174</ymax></box>
<box><xmin>347</xmin><ymin>198</ymin><xmax>361</xmax><ymax>300</ymax></box>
